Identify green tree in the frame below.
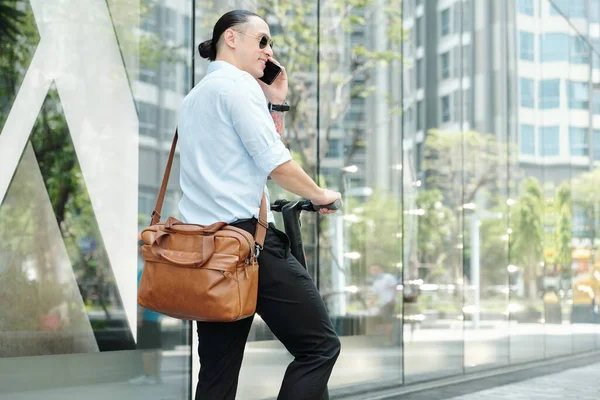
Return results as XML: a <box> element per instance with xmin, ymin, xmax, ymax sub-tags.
<box><xmin>417</xmin><ymin>129</ymin><xmax>509</xmax><ymax>282</ymax></box>
<box><xmin>511</xmin><ymin>177</ymin><xmax>544</xmax><ymax>301</ymax></box>
<box><xmin>572</xmin><ymin>166</ymin><xmax>600</xmax><ymax>263</ymax></box>
<box><xmin>554</xmin><ymin>184</ymin><xmax>572</xmax><ymax>272</ymax></box>
<box><xmin>0</xmin><ymin>0</ymin><xmax>24</xmax><ymax>44</ymax></box>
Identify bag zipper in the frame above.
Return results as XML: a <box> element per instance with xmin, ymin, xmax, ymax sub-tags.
<box><xmin>221</xmin><ymin>226</ymin><xmax>256</xmax><ymax>263</ymax></box>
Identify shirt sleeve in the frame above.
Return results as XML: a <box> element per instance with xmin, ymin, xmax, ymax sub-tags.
<box><xmin>227</xmin><ymin>74</ymin><xmax>292</xmax><ymax>175</ymax></box>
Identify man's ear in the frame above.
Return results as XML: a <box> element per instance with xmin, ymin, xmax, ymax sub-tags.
<box><xmin>223</xmin><ymin>28</ymin><xmax>236</xmax><ymax>49</ymax></box>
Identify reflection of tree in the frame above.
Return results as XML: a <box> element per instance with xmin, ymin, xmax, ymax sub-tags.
<box><xmin>511</xmin><ymin>177</ymin><xmax>544</xmax><ymax>301</ymax></box>
<box><xmin>0</xmin><ymin>0</ymin><xmax>24</xmax><ymax>44</ymax></box>
<box><xmin>554</xmin><ymin>184</ymin><xmax>572</xmax><ymax>274</ymax></box>
<box><xmin>347</xmin><ymin>190</ymin><xmax>401</xmax><ymax>274</ymax></box>
<box><xmin>197</xmin><ymin>0</ymin><xmax>403</xmax><ymax>176</ymax></box>
<box><xmin>572</xmin><ymin>167</ymin><xmax>600</xmax><ymax>256</ymax></box>
<box><xmin>236</xmin><ymin>0</ymin><xmax>403</xmax><ymax>280</ymax></box>
<box><xmin>0</xmin><ymin>2</ymin><xmax>38</xmax><ymax>133</ymax></box>
<box><xmin>0</xmin><ymin>5</ymin><xmax>120</xmax><ymax>323</ymax></box>
<box><xmin>415</xmin><ymin>129</ymin><xmax>508</xmax><ymax>283</ymax></box>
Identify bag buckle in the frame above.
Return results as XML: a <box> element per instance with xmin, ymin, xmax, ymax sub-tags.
<box><xmin>254</xmin><ymin>244</ymin><xmax>262</xmax><ymax>259</ymax></box>
<box><xmin>257</xmin><ymin>216</ymin><xmax>268</xmax><ymax>229</ymax></box>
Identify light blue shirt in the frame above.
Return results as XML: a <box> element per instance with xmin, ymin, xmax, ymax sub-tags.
<box><xmin>177</xmin><ymin>61</ymin><xmax>292</xmax><ymax>225</ymax></box>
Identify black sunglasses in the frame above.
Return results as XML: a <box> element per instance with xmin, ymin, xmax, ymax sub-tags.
<box><xmin>234</xmin><ymin>30</ymin><xmax>274</xmax><ymax>50</ymax></box>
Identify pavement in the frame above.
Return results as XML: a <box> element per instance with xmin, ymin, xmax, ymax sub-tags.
<box><xmin>446</xmin><ymin>362</ymin><xmax>600</xmax><ymax>400</ymax></box>
<box><xmin>0</xmin><ymin>324</ymin><xmax>599</xmax><ymax>399</ymax></box>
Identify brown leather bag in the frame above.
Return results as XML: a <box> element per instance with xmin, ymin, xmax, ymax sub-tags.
<box><xmin>137</xmin><ymin>130</ymin><xmax>267</xmax><ymax>322</ymax></box>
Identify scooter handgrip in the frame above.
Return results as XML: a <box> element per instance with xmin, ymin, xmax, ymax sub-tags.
<box><xmin>311</xmin><ymin>199</ymin><xmax>342</xmax><ymax>211</ymax></box>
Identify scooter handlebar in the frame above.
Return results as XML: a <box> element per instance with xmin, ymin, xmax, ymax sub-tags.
<box><xmin>271</xmin><ymin>199</ymin><xmax>343</xmax><ymax>213</ymax></box>
<box><xmin>305</xmin><ymin>199</ymin><xmax>342</xmax><ymax>212</ymax></box>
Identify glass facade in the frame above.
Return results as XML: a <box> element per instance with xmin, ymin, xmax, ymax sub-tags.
<box><xmin>1</xmin><ymin>1</ymin><xmax>599</xmax><ymax>399</ymax></box>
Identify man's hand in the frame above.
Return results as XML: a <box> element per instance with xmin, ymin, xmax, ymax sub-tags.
<box><xmin>257</xmin><ymin>57</ymin><xmax>288</xmax><ymax>104</ymax></box>
<box><xmin>310</xmin><ymin>189</ymin><xmax>342</xmax><ymax>215</ymax></box>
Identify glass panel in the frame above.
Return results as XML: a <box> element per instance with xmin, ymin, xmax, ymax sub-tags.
<box><xmin>540</xmin><ymin>126</ymin><xmax>560</xmax><ymax>156</ymax></box>
<box><xmin>540</xmin><ymin>34</ymin><xmax>569</xmax><ymax>62</ymax></box>
<box><xmin>568</xmin><ymin>81</ymin><xmax>590</xmax><ymax>109</ymax></box>
<box><xmin>441</xmin><ymin>8</ymin><xmax>451</xmax><ymax>37</ymax></box>
<box><xmin>592</xmin><ymin>0</ymin><xmax>600</xmax><ymax>23</ymax></box>
<box><xmin>519</xmin><ymin>0</ymin><xmax>535</xmax><ymax>16</ymax></box>
<box><xmin>318</xmin><ymin>0</ymin><xmax>404</xmax><ymax>392</ymax></box>
<box><xmin>519</xmin><ymin>31</ymin><xmax>534</xmax><ymax>61</ymax></box>
<box><xmin>461</xmin><ymin>0</ymin><xmax>510</xmax><ymax>373</ymax></box>
<box><xmin>402</xmin><ymin>0</ymin><xmax>466</xmax><ymax>382</ymax></box>
<box><xmin>521</xmin><ymin>125</ymin><xmax>536</xmax><ymax>155</ymax></box>
<box><xmin>441</xmin><ymin>52</ymin><xmax>450</xmax><ymax>80</ymax></box>
<box><xmin>0</xmin><ymin>0</ymin><xmax>191</xmax><ymax>397</ymax></box>
<box><xmin>520</xmin><ymin>78</ymin><xmax>534</xmax><ymax>107</ymax></box>
<box><xmin>569</xmin><ymin>127</ymin><xmax>589</xmax><ymax>156</ymax></box>
<box><xmin>549</xmin><ymin>0</ymin><xmax>586</xmax><ymax>17</ymax></box>
<box><xmin>594</xmin><ymin>130</ymin><xmax>600</xmax><ymax>161</ymax></box>
<box><xmin>193</xmin><ymin>1</ymin><xmax>404</xmax><ymax>397</ymax></box>
<box><xmin>565</xmin><ymin>19</ymin><xmax>596</xmax><ymax>355</ymax></box>
<box><xmin>539</xmin><ymin>79</ymin><xmax>560</xmax><ymax>109</ymax></box>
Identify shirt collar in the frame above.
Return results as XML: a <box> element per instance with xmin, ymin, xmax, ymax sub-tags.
<box><xmin>207</xmin><ymin>60</ymin><xmax>241</xmax><ymax>74</ymax></box>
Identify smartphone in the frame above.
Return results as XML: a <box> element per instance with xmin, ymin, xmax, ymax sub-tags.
<box><xmin>259</xmin><ymin>60</ymin><xmax>282</xmax><ymax>85</ymax></box>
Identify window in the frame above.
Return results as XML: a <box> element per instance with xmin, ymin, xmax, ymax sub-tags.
<box><xmin>540</xmin><ymin>34</ymin><xmax>569</xmax><ymax>62</ymax></box>
<box><xmin>539</xmin><ymin>79</ymin><xmax>560</xmax><ymax>109</ymax></box>
<box><xmin>462</xmin><ymin>0</ymin><xmax>472</xmax><ymax>31</ymax></box>
<box><xmin>520</xmin><ymin>124</ymin><xmax>535</xmax><ymax>155</ymax></box>
<box><xmin>141</xmin><ymin>1</ymin><xmax>158</xmax><ymax>32</ymax></box>
<box><xmin>183</xmin><ymin>65</ymin><xmax>191</xmax><ymax>95</ymax></box>
<box><xmin>594</xmin><ymin>130</ymin><xmax>600</xmax><ymax>160</ymax></box>
<box><xmin>453</xmin><ymin>91</ymin><xmax>461</xmax><ymax>121</ymax></box>
<box><xmin>441</xmin><ymin>9</ymin><xmax>450</xmax><ymax>37</ymax></box>
<box><xmin>568</xmin><ymin>81</ymin><xmax>589</xmax><ymax>109</ymax></box>
<box><xmin>550</xmin><ymin>0</ymin><xmax>586</xmax><ymax>17</ymax></box>
<box><xmin>520</xmin><ymin>78</ymin><xmax>534</xmax><ymax>108</ymax></box>
<box><xmin>571</xmin><ymin>0</ymin><xmax>587</xmax><ymax>17</ymax></box>
<box><xmin>594</xmin><ymin>91</ymin><xmax>600</xmax><ymax>114</ymax></box>
<box><xmin>138</xmin><ymin>101</ymin><xmax>158</xmax><ymax>138</ymax></box>
<box><xmin>540</xmin><ymin>126</ymin><xmax>560</xmax><ymax>156</ymax></box>
<box><xmin>183</xmin><ymin>16</ymin><xmax>192</xmax><ymax>48</ymax></box>
<box><xmin>592</xmin><ymin>38</ymin><xmax>600</xmax><ymax>68</ymax></box>
<box><xmin>326</xmin><ymin>139</ymin><xmax>343</xmax><ymax>158</ymax></box>
<box><xmin>139</xmin><ymin>59</ymin><xmax>157</xmax><ymax>85</ymax></box>
<box><xmin>416</xmin><ymin>17</ymin><xmax>422</xmax><ymax>47</ymax></box>
<box><xmin>519</xmin><ymin>0</ymin><xmax>534</xmax><ymax>15</ymax></box>
<box><xmin>163</xmin><ymin>7</ymin><xmax>177</xmax><ymax>41</ymax></box>
<box><xmin>138</xmin><ymin>189</ymin><xmax>156</xmax><ymax>216</ymax></box>
<box><xmin>441</xmin><ymin>95</ymin><xmax>451</xmax><ymax>123</ymax></box>
<box><xmin>571</xmin><ymin>37</ymin><xmax>589</xmax><ymax>64</ymax></box>
<box><xmin>569</xmin><ymin>127</ymin><xmax>589</xmax><ymax>156</ymax></box>
<box><xmin>462</xmin><ymin>44</ymin><xmax>471</xmax><ymax>77</ymax></box>
<box><xmin>163</xmin><ymin>64</ymin><xmax>177</xmax><ymax>90</ymax></box>
<box><xmin>417</xmin><ymin>100</ymin><xmax>423</xmax><ymax>131</ymax></box>
<box><xmin>463</xmin><ymin>88</ymin><xmax>471</xmax><ymax>121</ymax></box>
<box><xmin>161</xmin><ymin>108</ymin><xmax>177</xmax><ymax>135</ymax></box>
<box><xmin>416</xmin><ymin>58</ymin><xmax>423</xmax><ymax>88</ymax></box>
<box><xmin>440</xmin><ymin>52</ymin><xmax>450</xmax><ymax>80</ymax></box>
<box><xmin>592</xmin><ymin>0</ymin><xmax>600</xmax><ymax>23</ymax></box>
<box><xmin>519</xmin><ymin>31</ymin><xmax>534</xmax><ymax>61</ymax></box>
<box><xmin>573</xmin><ymin>205</ymin><xmax>588</xmax><ymax>236</ymax></box>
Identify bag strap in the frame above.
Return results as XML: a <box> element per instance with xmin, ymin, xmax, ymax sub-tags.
<box><xmin>150</xmin><ymin>129</ymin><xmax>179</xmax><ymax>226</ymax></box>
<box><xmin>150</xmin><ymin>130</ymin><xmax>268</xmax><ymax>248</ymax></box>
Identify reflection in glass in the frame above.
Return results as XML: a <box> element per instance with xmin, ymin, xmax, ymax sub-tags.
<box><xmin>0</xmin><ymin>0</ymin><xmax>190</xmax><ymax>397</ymax></box>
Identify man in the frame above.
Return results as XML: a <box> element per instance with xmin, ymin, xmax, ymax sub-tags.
<box><xmin>179</xmin><ymin>10</ymin><xmax>342</xmax><ymax>400</ymax></box>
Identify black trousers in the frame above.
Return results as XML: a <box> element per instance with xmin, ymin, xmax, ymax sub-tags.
<box><xmin>195</xmin><ymin>219</ymin><xmax>341</xmax><ymax>400</ymax></box>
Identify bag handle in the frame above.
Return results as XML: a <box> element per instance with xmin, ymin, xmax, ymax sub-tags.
<box><xmin>150</xmin><ymin>130</ymin><xmax>268</xmax><ymax>248</ymax></box>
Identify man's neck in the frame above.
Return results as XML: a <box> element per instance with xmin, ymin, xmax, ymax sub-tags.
<box><xmin>215</xmin><ymin>54</ymin><xmax>242</xmax><ymax>71</ymax></box>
